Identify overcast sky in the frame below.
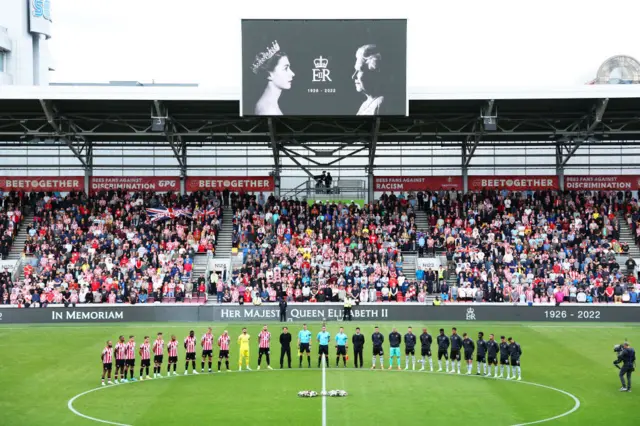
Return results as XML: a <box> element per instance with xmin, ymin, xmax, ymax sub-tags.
<box><xmin>48</xmin><ymin>0</ymin><xmax>640</xmax><ymax>88</ymax></box>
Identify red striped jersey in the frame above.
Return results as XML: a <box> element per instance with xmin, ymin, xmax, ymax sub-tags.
<box><xmin>126</xmin><ymin>341</ymin><xmax>136</xmax><ymax>360</ymax></box>
<box><xmin>102</xmin><ymin>347</ymin><xmax>113</xmax><ymax>363</ymax></box>
<box><xmin>184</xmin><ymin>336</ymin><xmax>196</xmax><ymax>353</ymax></box>
<box><xmin>201</xmin><ymin>333</ymin><xmax>214</xmax><ymax>351</ymax></box>
<box><xmin>153</xmin><ymin>339</ymin><xmax>164</xmax><ymax>356</ymax></box>
<box><xmin>168</xmin><ymin>340</ymin><xmax>178</xmax><ymax>357</ymax></box>
<box><xmin>139</xmin><ymin>343</ymin><xmax>151</xmax><ymax>360</ymax></box>
<box><xmin>258</xmin><ymin>331</ymin><xmax>271</xmax><ymax>349</ymax></box>
<box><xmin>218</xmin><ymin>334</ymin><xmax>230</xmax><ymax>350</ymax></box>
<box><xmin>115</xmin><ymin>342</ymin><xmax>127</xmax><ymax>360</ymax></box>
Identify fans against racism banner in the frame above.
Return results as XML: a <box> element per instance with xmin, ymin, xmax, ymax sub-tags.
<box><xmin>469</xmin><ymin>176</ymin><xmax>559</xmax><ymax>190</ymax></box>
<box><xmin>0</xmin><ymin>176</ymin><xmax>84</xmax><ymax>192</ymax></box>
<box><xmin>90</xmin><ymin>177</ymin><xmax>179</xmax><ymax>193</ymax></box>
<box><xmin>186</xmin><ymin>176</ymin><xmax>274</xmax><ymax>192</ymax></box>
<box><xmin>565</xmin><ymin>175</ymin><xmax>640</xmax><ymax>190</ymax></box>
<box><xmin>374</xmin><ymin>176</ymin><xmax>463</xmax><ymax>191</ymax></box>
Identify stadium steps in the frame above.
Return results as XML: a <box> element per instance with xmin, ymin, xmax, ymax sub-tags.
<box><xmin>415</xmin><ymin>210</ymin><xmax>429</xmax><ymax>233</ymax></box>
<box><xmin>618</xmin><ymin>212</ymin><xmax>640</xmax><ymax>258</ymax></box>
<box><xmin>191</xmin><ymin>253</ymin><xmax>209</xmax><ymax>282</ymax></box>
<box><xmin>6</xmin><ymin>211</ymin><xmax>34</xmax><ymax>261</ymax></box>
<box><xmin>402</xmin><ymin>254</ymin><xmax>417</xmax><ymax>280</ymax></box>
<box><xmin>214</xmin><ymin>206</ymin><xmax>233</xmax><ymax>258</ymax></box>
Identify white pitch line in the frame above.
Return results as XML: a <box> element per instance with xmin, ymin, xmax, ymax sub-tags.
<box><xmin>321</xmin><ymin>354</ymin><xmax>327</xmax><ymax>426</ymax></box>
<box><xmin>68</xmin><ymin>367</ymin><xmax>580</xmax><ymax>426</ymax></box>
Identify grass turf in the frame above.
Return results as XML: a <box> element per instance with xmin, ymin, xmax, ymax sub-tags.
<box><xmin>0</xmin><ymin>321</ymin><xmax>637</xmax><ymax>426</ymax></box>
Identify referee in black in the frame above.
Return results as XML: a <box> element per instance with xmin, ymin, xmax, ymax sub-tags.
<box><xmin>352</xmin><ymin>327</ymin><xmax>365</xmax><ymax>368</ymax></box>
<box><xmin>279</xmin><ymin>327</ymin><xmax>292</xmax><ymax>368</ymax></box>
<box><xmin>279</xmin><ymin>298</ymin><xmax>288</xmax><ymax>322</ymax></box>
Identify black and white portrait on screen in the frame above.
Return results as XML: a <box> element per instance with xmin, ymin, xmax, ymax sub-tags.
<box><xmin>251</xmin><ymin>41</ymin><xmax>296</xmax><ymax>115</ymax></box>
<box><xmin>241</xmin><ymin>20</ymin><xmax>406</xmax><ymax>116</ymax></box>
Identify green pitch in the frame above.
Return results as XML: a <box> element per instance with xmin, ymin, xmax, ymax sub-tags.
<box><xmin>0</xmin><ymin>321</ymin><xmax>637</xmax><ymax>426</ymax></box>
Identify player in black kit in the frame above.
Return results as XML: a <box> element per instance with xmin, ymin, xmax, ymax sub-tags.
<box><xmin>436</xmin><ymin>329</ymin><xmax>450</xmax><ymax>372</ymax></box>
<box><xmin>487</xmin><ymin>334</ymin><xmax>499</xmax><ymax>377</ymax></box>
<box><xmin>476</xmin><ymin>332</ymin><xmax>488</xmax><ymax>376</ymax></box>
<box><xmin>419</xmin><ymin>328</ymin><xmax>433</xmax><ymax>372</ymax></box>
<box><xmin>371</xmin><ymin>326</ymin><xmax>385</xmax><ymax>369</ymax></box>
<box><xmin>462</xmin><ymin>333</ymin><xmax>475</xmax><ymax>375</ymax></box>
<box><xmin>498</xmin><ymin>336</ymin><xmax>510</xmax><ymax>378</ymax></box>
<box><xmin>507</xmin><ymin>337</ymin><xmax>522</xmax><ymax>381</ymax></box>
<box><xmin>404</xmin><ymin>327</ymin><xmax>417</xmax><ymax>370</ymax></box>
<box><xmin>449</xmin><ymin>328</ymin><xmax>463</xmax><ymax>374</ymax></box>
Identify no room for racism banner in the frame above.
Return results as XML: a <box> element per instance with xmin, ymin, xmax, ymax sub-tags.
<box><xmin>374</xmin><ymin>176</ymin><xmax>463</xmax><ymax>191</ymax></box>
<box><xmin>0</xmin><ymin>176</ymin><xmax>84</xmax><ymax>192</ymax></box>
<box><xmin>469</xmin><ymin>176</ymin><xmax>559</xmax><ymax>190</ymax></box>
<box><xmin>90</xmin><ymin>177</ymin><xmax>180</xmax><ymax>193</ymax></box>
<box><xmin>186</xmin><ymin>176</ymin><xmax>275</xmax><ymax>192</ymax></box>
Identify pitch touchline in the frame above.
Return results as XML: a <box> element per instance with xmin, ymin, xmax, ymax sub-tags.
<box><xmin>68</xmin><ymin>368</ymin><xmax>581</xmax><ymax>426</ymax></box>
<box><xmin>321</xmin><ymin>355</ymin><xmax>327</xmax><ymax>426</ymax></box>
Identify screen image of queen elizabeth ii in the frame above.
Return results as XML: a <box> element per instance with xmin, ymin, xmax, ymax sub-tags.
<box><xmin>251</xmin><ymin>41</ymin><xmax>296</xmax><ymax>115</ymax></box>
<box><xmin>352</xmin><ymin>44</ymin><xmax>385</xmax><ymax>116</ymax></box>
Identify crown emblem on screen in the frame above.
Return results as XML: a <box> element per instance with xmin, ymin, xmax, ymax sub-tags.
<box><xmin>251</xmin><ymin>40</ymin><xmax>281</xmax><ymax>74</ymax></box>
<box><xmin>313</xmin><ymin>56</ymin><xmax>329</xmax><ymax>68</ymax></box>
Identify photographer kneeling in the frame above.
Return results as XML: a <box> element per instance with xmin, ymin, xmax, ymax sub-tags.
<box><xmin>614</xmin><ymin>342</ymin><xmax>636</xmax><ymax>392</ymax></box>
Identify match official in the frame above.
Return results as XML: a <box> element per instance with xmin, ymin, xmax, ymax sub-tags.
<box><xmin>335</xmin><ymin>327</ymin><xmax>348</xmax><ymax>367</ymax></box>
<box><xmin>317</xmin><ymin>325</ymin><xmax>331</xmax><ymax>368</ymax></box>
<box><xmin>615</xmin><ymin>342</ymin><xmax>636</xmax><ymax>392</ymax></box>
<box><xmin>352</xmin><ymin>328</ymin><xmax>365</xmax><ymax>368</ymax></box>
<box><xmin>297</xmin><ymin>324</ymin><xmax>312</xmax><ymax>368</ymax></box>
<box><xmin>279</xmin><ymin>327</ymin><xmax>292</xmax><ymax>369</ymax></box>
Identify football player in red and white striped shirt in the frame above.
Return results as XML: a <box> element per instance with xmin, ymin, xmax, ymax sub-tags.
<box><xmin>217</xmin><ymin>330</ymin><xmax>231</xmax><ymax>372</ymax></box>
<box><xmin>152</xmin><ymin>332</ymin><xmax>165</xmax><ymax>378</ymax></box>
<box><xmin>114</xmin><ymin>335</ymin><xmax>127</xmax><ymax>383</ymax></box>
<box><xmin>257</xmin><ymin>325</ymin><xmax>273</xmax><ymax>370</ymax></box>
<box><xmin>201</xmin><ymin>327</ymin><xmax>215</xmax><ymax>373</ymax></box>
<box><xmin>139</xmin><ymin>336</ymin><xmax>152</xmax><ymax>380</ymax></box>
<box><xmin>101</xmin><ymin>340</ymin><xmax>114</xmax><ymax>386</ymax></box>
<box><xmin>184</xmin><ymin>330</ymin><xmax>199</xmax><ymax>375</ymax></box>
<box><xmin>125</xmin><ymin>335</ymin><xmax>137</xmax><ymax>381</ymax></box>
<box><xmin>167</xmin><ymin>335</ymin><xmax>179</xmax><ymax>377</ymax></box>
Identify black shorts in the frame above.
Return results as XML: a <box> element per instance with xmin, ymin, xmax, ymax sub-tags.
<box><xmin>373</xmin><ymin>346</ymin><xmax>384</xmax><ymax>356</ymax></box>
<box><xmin>300</xmin><ymin>343</ymin><xmax>311</xmax><ymax>353</ymax></box>
<box><xmin>259</xmin><ymin>348</ymin><xmax>270</xmax><ymax>356</ymax></box>
<box><xmin>500</xmin><ymin>356</ymin><xmax>509</xmax><ymax>365</ymax></box>
<box><xmin>421</xmin><ymin>348</ymin><xmax>432</xmax><ymax>357</ymax></box>
<box><xmin>141</xmin><ymin>359</ymin><xmax>151</xmax><ymax>368</ymax></box>
<box><xmin>405</xmin><ymin>348</ymin><xmax>415</xmax><ymax>356</ymax></box>
<box><xmin>116</xmin><ymin>359</ymin><xmax>125</xmax><ymax>368</ymax></box>
<box><xmin>219</xmin><ymin>350</ymin><xmax>229</xmax><ymax>359</ymax></box>
<box><xmin>336</xmin><ymin>346</ymin><xmax>346</xmax><ymax>356</ymax></box>
<box><xmin>126</xmin><ymin>359</ymin><xmax>135</xmax><ymax>367</ymax></box>
<box><xmin>186</xmin><ymin>352</ymin><xmax>196</xmax><ymax>361</ymax></box>
<box><xmin>464</xmin><ymin>352</ymin><xmax>473</xmax><ymax>361</ymax></box>
<box><xmin>169</xmin><ymin>356</ymin><xmax>178</xmax><ymax>364</ymax></box>
<box><xmin>103</xmin><ymin>363</ymin><xmax>112</xmax><ymax>371</ymax></box>
<box><xmin>450</xmin><ymin>350</ymin><xmax>461</xmax><ymax>361</ymax></box>
<box><xmin>154</xmin><ymin>355</ymin><xmax>164</xmax><ymax>364</ymax></box>
<box><xmin>437</xmin><ymin>349</ymin><xmax>448</xmax><ymax>360</ymax></box>
<box><xmin>476</xmin><ymin>355</ymin><xmax>486</xmax><ymax>363</ymax></box>
<box><xmin>319</xmin><ymin>345</ymin><xmax>329</xmax><ymax>356</ymax></box>
<box><xmin>510</xmin><ymin>359</ymin><xmax>520</xmax><ymax>367</ymax></box>
<box><xmin>202</xmin><ymin>350</ymin><xmax>213</xmax><ymax>358</ymax></box>
<box><xmin>488</xmin><ymin>356</ymin><xmax>497</xmax><ymax>365</ymax></box>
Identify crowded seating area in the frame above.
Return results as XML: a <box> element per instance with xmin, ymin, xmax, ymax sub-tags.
<box><xmin>0</xmin><ymin>191</ymin><xmax>25</xmax><ymax>260</ymax></box>
<box><xmin>2</xmin><ymin>190</ymin><xmax>221</xmax><ymax>307</ymax></box>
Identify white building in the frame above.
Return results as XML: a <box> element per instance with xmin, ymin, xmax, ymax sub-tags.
<box><xmin>0</xmin><ymin>0</ymin><xmax>53</xmax><ymax>85</ymax></box>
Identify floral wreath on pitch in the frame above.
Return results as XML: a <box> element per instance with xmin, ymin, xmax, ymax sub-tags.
<box><xmin>297</xmin><ymin>390</ymin><xmax>348</xmax><ymax>397</ymax></box>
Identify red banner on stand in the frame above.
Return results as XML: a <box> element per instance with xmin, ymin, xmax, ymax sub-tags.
<box><xmin>186</xmin><ymin>176</ymin><xmax>274</xmax><ymax>192</ymax></box>
<box><xmin>90</xmin><ymin>177</ymin><xmax>179</xmax><ymax>192</ymax></box>
<box><xmin>565</xmin><ymin>175</ymin><xmax>640</xmax><ymax>190</ymax></box>
<box><xmin>0</xmin><ymin>176</ymin><xmax>84</xmax><ymax>192</ymax></box>
<box><xmin>469</xmin><ymin>176</ymin><xmax>559</xmax><ymax>190</ymax></box>
<box><xmin>374</xmin><ymin>176</ymin><xmax>463</xmax><ymax>191</ymax></box>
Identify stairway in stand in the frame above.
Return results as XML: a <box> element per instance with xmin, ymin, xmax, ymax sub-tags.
<box><xmin>618</xmin><ymin>212</ymin><xmax>640</xmax><ymax>258</ymax></box>
<box><xmin>414</xmin><ymin>209</ymin><xmax>429</xmax><ymax>232</ymax></box>
<box><xmin>215</xmin><ymin>206</ymin><xmax>234</xmax><ymax>258</ymax></box>
<box><xmin>5</xmin><ymin>210</ymin><xmax>35</xmax><ymax>283</ymax></box>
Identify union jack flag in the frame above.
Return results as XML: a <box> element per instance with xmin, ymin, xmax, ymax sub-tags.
<box><xmin>146</xmin><ymin>207</ymin><xmax>192</xmax><ymax>222</ymax></box>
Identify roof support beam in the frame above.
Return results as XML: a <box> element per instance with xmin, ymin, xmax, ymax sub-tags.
<box><xmin>153</xmin><ymin>100</ymin><xmax>185</xmax><ymax>172</ymax></box>
<box><xmin>39</xmin><ymin>99</ymin><xmax>88</xmax><ymax>169</ymax></box>
<box><xmin>268</xmin><ymin>118</ymin><xmax>280</xmax><ymax>168</ymax></box>
<box><xmin>369</xmin><ymin>118</ymin><xmax>380</xmax><ymax>171</ymax></box>
<box><xmin>279</xmin><ymin>147</ymin><xmax>315</xmax><ymax>178</ymax></box>
<box><xmin>561</xmin><ymin>98</ymin><xmax>609</xmax><ymax>166</ymax></box>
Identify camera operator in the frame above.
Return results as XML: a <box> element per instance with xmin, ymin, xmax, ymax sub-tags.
<box><xmin>614</xmin><ymin>342</ymin><xmax>636</xmax><ymax>392</ymax></box>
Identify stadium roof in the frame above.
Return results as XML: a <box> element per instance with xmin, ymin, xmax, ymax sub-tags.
<box><xmin>0</xmin><ymin>85</ymin><xmax>639</xmax><ymax>173</ymax></box>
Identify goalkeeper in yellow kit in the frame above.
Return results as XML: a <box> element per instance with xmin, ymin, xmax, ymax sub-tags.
<box><xmin>237</xmin><ymin>327</ymin><xmax>251</xmax><ymax>371</ymax></box>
